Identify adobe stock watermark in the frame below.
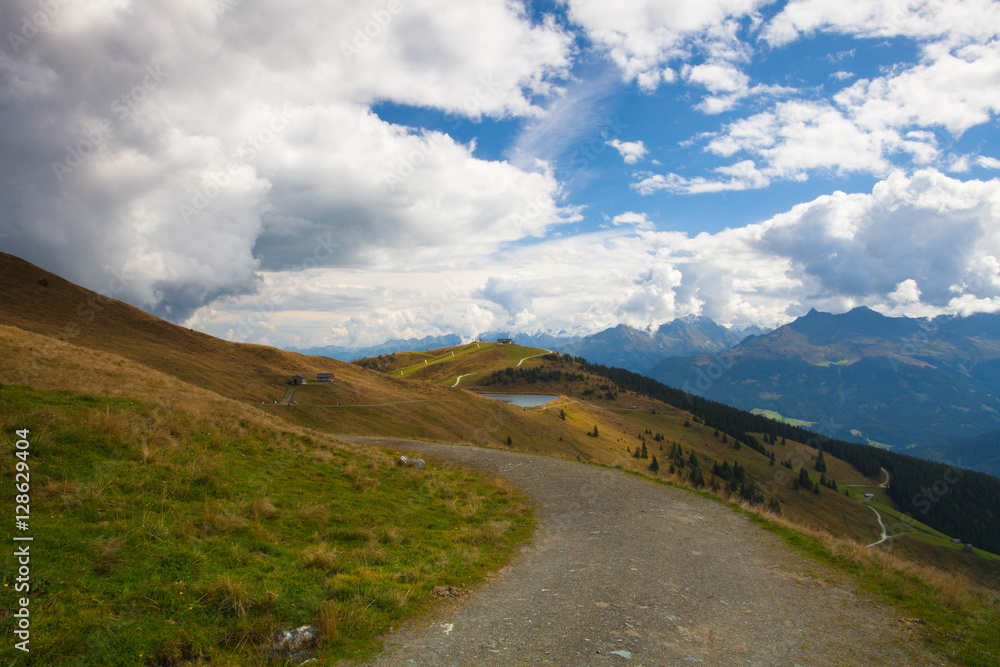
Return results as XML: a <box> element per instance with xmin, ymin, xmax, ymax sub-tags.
<box><xmin>680</xmin><ymin>348</ymin><xmax>737</xmax><ymax>406</ymax></box>
<box><xmin>17</xmin><ymin>262</ymin><xmax>135</xmax><ymax>385</ymax></box>
<box><xmin>759</xmin><ymin>416</ymin><xmax>845</xmax><ymax>497</ymax></box>
<box><xmin>51</xmin><ymin>63</ymin><xmax>169</xmax><ymax>183</ymax></box>
<box><xmin>908</xmin><ymin>460</ymin><xmax>966</xmax><ymax>517</ymax></box>
<box><xmin>556</xmin><ymin>116</ymin><xmax>628</xmax><ymax>181</ymax></box>
<box><xmin>384</xmin><ymin>75</ymin><xmax>500</xmax><ymax>191</ymax></box>
<box><xmin>887</xmin><ymin>319</ymin><xmax>941</xmax><ymax>372</ymax></box>
<box><xmin>215</xmin><ymin>0</ymin><xmax>243</xmax><ymax>17</ymax></box>
<box><xmin>6</xmin><ymin>0</ymin><xmax>73</xmax><ymax>54</ymax></box>
<box><xmin>340</xmin><ymin>0</ymin><xmax>403</xmax><ymax>62</ymax></box>
<box><xmin>226</xmin><ymin>232</ymin><xmax>340</xmax><ymax>344</ymax></box>
<box><xmin>178</xmin><ymin>104</ymin><xmax>298</xmax><ymax>223</ymax></box>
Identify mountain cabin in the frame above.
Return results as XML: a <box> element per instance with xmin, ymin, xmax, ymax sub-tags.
<box><xmin>291</xmin><ymin>374</ymin><xmax>307</xmax><ymax>385</ymax></box>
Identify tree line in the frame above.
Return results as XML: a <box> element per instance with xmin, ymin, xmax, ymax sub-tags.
<box><xmin>567</xmin><ymin>356</ymin><xmax>1000</xmax><ymax>553</ymax></box>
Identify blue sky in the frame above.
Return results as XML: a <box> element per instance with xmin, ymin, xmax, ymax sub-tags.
<box><xmin>3</xmin><ymin>0</ymin><xmax>1000</xmax><ymax>347</ymax></box>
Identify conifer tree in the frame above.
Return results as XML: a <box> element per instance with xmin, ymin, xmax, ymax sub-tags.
<box><xmin>815</xmin><ymin>451</ymin><xmax>827</xmax><ymax>472</ymax></box>
<box><xmin>649</xmin><ymin>456</ymin><xmax>659</xmax><ymax>473</ymax></box>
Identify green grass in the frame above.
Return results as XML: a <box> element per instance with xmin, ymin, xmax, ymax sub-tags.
<box><xmin>0</xmin><ymin>385</ymin><xmax>533</xmax><ymax>666</ymax></box>
<box><xmin>749</xmin><ymin>408</ymin><xmax>815</xmax><ymax>428</ymax></box>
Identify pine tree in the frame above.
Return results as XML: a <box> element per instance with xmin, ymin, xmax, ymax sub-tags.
<box><xmin>648</xmin><ymin>456</ymin><xmax>659</xmax><ymax>473</ymax></box>
<box><xmin>815</xmin><ymin>451</ymin><xmax>827</xmax><ymax>473</ymax></box>
<box><xmin>769</xmin><ymin>451</ymin><xmax>776</xmax><ymax>467</ymax></box>
<box><xmin>506</xmin><ymin>435</ymin><xmax>512</xmax><ymax>446</ymax></box>
<box><xmin>798</xmin><ymin>467</ymin><xmax>812</xmax><ymax>490</ymax></box>
<box><xmin>684</xmin><ymin>418</ymin><xmax>690</xmax><ymax>427</ymax></box>
<box><xmin>559</xmin><ymin>409</ymin><xmax>566</xmax><ymax>420</ymax></box>
<box><xmin>641</xmin><ymin>442</ymin><xmax>648</xmax><ymax>459</ymax></box>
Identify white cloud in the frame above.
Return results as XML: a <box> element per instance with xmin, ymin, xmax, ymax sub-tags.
<box><xmin>607</xmin><ymin>139</ymin><xmax>649</xmax><ymax>164</ymax></box>
<box><xmin>191</xmin><ymin>169</ymin><xmax>1000</xmax><ymax>346</ymax></box>
<box><xmin>0</xmin><ymin>0</ymin><xmax>574</xmax><ymax>320</ymax></box>
<box><xmin>889</xmin><ymin>278</ymin><xmax>922</xmax><ymax>304</ymax></box>
<box><xmin>762</xmin><ymin>0</ymin><xmax>1000</xmax><ymax>47</ymax></box>
<box><xmin>563</xmin><ymin>0</ymin><xmax>770</xmax><ymax>91</ymax></box>
<box><xmin>836</xmin><ymin>42</ymin><xmax>1000</xmax><ymax>136</ymax></box>
<box><xmin>611</xmin><ymin>211</ymin><xmax>654</xmax><ymax>229</ymax></box>
<box><xmin>753</xmin><ymin>169</ymin><xmax>1000</xmax><ymax>308</ymax></box>
<box><xmin>635</xmin><ymin>160</ymin><xmax>769</xmax><ymax>194</ymax></box>
<box><xmin>979</xmin><ymin>156</ymin><xmax>1000</xmax><ymax>170</ymax></box>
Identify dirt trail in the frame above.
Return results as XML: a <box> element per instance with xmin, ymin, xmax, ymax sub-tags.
<box><xmin>342</xmin><ymin>437</ymin><xmax>944</xmax><ymax>667</ymax></box>
<box><xmin>278</xmin><ymin>386</ymin><xmax>299</xmax><ymax>405</ymax></box>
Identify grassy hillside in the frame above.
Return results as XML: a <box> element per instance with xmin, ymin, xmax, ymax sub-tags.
<box><xmin>355</xmin><ymin>342</ymin><xmax>550</xmax><ymax>386</ymax></box>
<box><xmin>0</xmin><ymin>267</ymin><xmax>535</xmax><ymax>664</ymax></box>
<box><xmin>0</xmin><ymin>383</ymin><xmax>531</xmax><ymax>665</ymax></box>
<box><xmin>2</xmin><ymin>252</ymin><xmax>999</xmax><ymax>665</ymax></box>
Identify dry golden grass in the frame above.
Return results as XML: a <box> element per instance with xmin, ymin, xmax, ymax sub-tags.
<box><xmin>200</xmin><ymin>503</ymin><xmax>247</xmax><ymax>535</ymax></box>
<box><xmin>295</xmin><ymin>502</ymin><xmax>328</xmax><ymax>521</ymax></box>
<box><xmin>354</xmin><ymin>543</ymin><xmax>389</xmax><ymax>566</ymax></box>
<box><xmin>302</xmin><ymin>542</ymin><xmax>339</xmax><ymax>571</ymax></box>
<box><xmin>90</xmin><ymin>535</ymin><xmax>129</xmax><ymax>574</ymax></box>
<box><xmin>35</xmin><ymin>476</ymin><xmax>81</xmax><ymax>502</ymax></box>
<box><xmin>208</xmin><ymin>575</ymin><xmax>252</xmax><ymax>618</ymax></box>
<box><xmin>248</xmin><ymin>497</ymin><xmax>279</xmax><ymax>520</ymax></box>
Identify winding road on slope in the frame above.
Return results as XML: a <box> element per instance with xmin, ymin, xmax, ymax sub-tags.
<box><xmin>342</xmin><ymin>437</ymin><xmax>941</xmax><ymax>666</ymax></box>
<box><xmin>451</xmin><ymin>349</ymin><xmax>553</xmax><ymax>388</ymax></box>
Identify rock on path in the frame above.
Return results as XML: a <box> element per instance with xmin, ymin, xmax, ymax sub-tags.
<box><xmin>340</xmin><ymin>437</ymin><xmax>945</xmax><ymax>667</ymax></box>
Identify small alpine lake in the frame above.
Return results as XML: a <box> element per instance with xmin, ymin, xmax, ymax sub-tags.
<box><xmin>476</xmin><ymin>393</ymin><xmax>560</xmax><ymax>407</ymax></box>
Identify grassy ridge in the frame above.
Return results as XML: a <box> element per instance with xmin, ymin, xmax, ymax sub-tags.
<box><xmin>0</xmin><ymin>386</ymin><xmax>532</xmax><ymax>665</ymax></box>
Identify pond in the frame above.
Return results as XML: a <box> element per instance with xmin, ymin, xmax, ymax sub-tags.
<box><xmin>477</xmin><ymin>393</ymin><xmax>560</xmax><ymax>407</ymax></box>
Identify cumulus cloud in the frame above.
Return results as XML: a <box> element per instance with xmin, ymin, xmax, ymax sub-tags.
<box><xmin>762</xmin><ymin>0</ymin><xmax>1000</xmax><ymax>46</ymax></box>
<box><xmin>610</xmin><ymin>212</ymin><xmax>654</xmax><ymax>229</ymax></box>
<box><xmin>189</xmin><ymin>169</ymin><xmax>1000</xmax><ymax>346</ymax></box>
<box><xmin>0</xmin><ymin>0</ymin><xmax>573</xmax><ymax>320</ymax></box>
<box><xmin>752</xmin><ymin>169</ymin><xmax>1000</xmax><ymax>308</ymax></box>
<box><xmin>562</xmin><ymin>0</ymin><xmax>768</xmax><ymax>90</ymax></box>
<box><xmin>624</xmin><ymin>1</ymin><xmax>1000</xmax><ymax>193</ymax></box>
<box><xmin>607</xmin><ymin>139</ymin><xmax>648</xmax><ymax>164</ymax></box>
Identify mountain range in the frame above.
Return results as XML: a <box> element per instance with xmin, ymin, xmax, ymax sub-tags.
<box><xmin>647</xmin><ymin>307</ymin><xmax>1000</xmax><ymax>461</ymax></box>
<box><xmin>290</xmin><ymin>317</ymin><xmax>766</xmax><ymax>370</ymax></box>
<box><xmin>559</xmin><ymin>317</ymin><xmax>768</xmax><ymax>373</ymax></box>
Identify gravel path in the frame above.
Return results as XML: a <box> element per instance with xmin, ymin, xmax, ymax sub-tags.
<box><xmin>341</xmin><ymin>437</ymin><xmax>945</xmax><ymax>667</ymax></box>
